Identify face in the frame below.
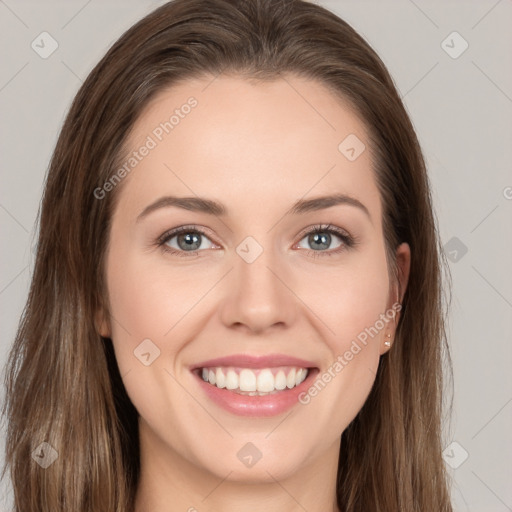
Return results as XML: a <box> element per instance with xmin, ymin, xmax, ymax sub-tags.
<box><xmin>98</xmin><ymin>74</ymin><xmax>410</xmax><ymax>485</ymax></box>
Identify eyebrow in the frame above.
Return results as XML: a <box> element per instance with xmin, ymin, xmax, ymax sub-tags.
<box><xmin>136</xmin><ymin>193</ymin><xmax>371</xmax><ymax>222</ymax></box>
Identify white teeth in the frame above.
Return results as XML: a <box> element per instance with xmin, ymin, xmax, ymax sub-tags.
<box><xmin>225</xmin><ymin>369</ymin><xmax>238</xmax><ymax>390</ymax></box>
<box><xmin>215</xmin><ymin>367</ymin><xmax>226</xmax><ymax>388</ymax></box>
<box><xmin>199</xmin><ymin>366</ymin><xmax>309</xmax><ymax>393</ymax></box>
<box><xmin>239</xmin><ymin>369</ymin><xmax>257</xmax><ymax>392</ymax></box>
<box><xmin>256</xmin><ymin>369</ymin><xmax>275</xmax><ymax>392</ymax></box>
<box><xmin>286</xmin><ymin>368</ymin><xmax>296</xmax><ymax>389</ymax></box>
<box><xmin>275</xmin><ymin>370</ymin><xmax>287</xmax><ymax>390</ymax></box>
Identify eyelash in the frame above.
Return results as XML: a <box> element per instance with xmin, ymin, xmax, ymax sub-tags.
<box><xmin>156</xmin><ymin>224</ymin><xmax>357</xmax><ymax>259</ymax></box>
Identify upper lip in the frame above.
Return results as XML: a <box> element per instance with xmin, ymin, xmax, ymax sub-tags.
<box><xmin>190</xmin><ymin>354</ymin><xmax>318</xmax><ymax>370</ymax></box>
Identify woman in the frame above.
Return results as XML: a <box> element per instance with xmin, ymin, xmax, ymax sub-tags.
<box><xmin>2</xmin><ymin>0</ymin><xmax>453</xmax><ymax>510</ymax></box>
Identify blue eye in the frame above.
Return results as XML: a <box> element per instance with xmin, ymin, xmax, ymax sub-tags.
<box><xmin>158</xmin><ymin>226</ymin><xmax>216</xmax><ymax>256</ymax></box>
<box><xmin>297</xmin><ymin>226</ymin><xmax>351</xmax><ymax>252</ymax></box>
<box><xmin>295</xmin><ymin>224</ymin><xmax>354</xmax><ymax>258</ymax></box>
<box><xmin>157</xmin><ymin>223</ymin><xmax>355</xmax><ymax>258</ymax></box>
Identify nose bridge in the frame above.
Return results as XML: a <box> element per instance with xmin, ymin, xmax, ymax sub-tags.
<box><xmin>219</xmin><ymin>234</ymin><xmax>296</xmax><ymax>333</ymax></box>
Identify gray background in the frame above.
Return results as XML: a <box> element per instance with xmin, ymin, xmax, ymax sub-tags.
<box><xmin>1</xmin><ymin>0</ymin><xmax>511</xmax><ymax>510</ymax></box>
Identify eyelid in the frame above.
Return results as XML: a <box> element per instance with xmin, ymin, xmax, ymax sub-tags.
<box><xmin>156</xmin><ymin>224</ymin><xmax>218</xmax><ymax>247</ymax></box>
<box><xmin>294</xmin><ymin>223</ymin><xmax>352</xmax><ymax>241</ymax></box>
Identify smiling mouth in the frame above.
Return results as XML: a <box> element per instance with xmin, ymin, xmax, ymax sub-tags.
<box><xmin>195</xmin><ymin>366</ymin><xmax>310</xmax><ymax>396</ymax></box>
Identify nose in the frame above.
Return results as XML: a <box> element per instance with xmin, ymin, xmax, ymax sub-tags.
<box><xmin>218</xmin><ymin>239</ymin><xmax>297</xmax><ymax>335</ymax></box>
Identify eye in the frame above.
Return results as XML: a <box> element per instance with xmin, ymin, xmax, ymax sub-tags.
<box><xmin>156</xmin><ymin>223</ymin><xmax>355</xmax><ymax>258</ymax></box>
<box><xmin>157</xmin><ymin>226</ymin><xmax>217</xmax><ymax>256</ymax></box>
<box><xmin>295</xmin><ymin>224</ymin><xmax>355</xmax><ymax>257</ymax></box>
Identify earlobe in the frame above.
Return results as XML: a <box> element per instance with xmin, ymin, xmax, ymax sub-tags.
<box><xmin>380</xmin><ymin>332</ymin><xmax>393</xmax><ymax>355</ymax></box>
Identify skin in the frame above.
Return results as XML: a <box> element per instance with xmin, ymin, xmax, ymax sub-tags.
<box><xmin>97</xmin><ymin>74</ymin><xmax>410</xmax><ymax>512</ymax></box>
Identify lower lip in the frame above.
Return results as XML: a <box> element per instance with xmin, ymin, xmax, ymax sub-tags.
<box><xmin>193</xmin><ymin>368</ymin><xmax>319</xmax><ymax>417</ymax></box>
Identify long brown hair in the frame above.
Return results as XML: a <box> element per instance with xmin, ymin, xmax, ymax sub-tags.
<box><xmin>2</xmin><ymin>0</ymin><xmax>453</xmax><ymax>510</ymax></box>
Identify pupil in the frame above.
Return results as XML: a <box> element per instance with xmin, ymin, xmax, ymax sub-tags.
<box><xmin>310</xmin><ymin>232</ymin><xmax>330</xmax><ymax>250</ymax></box>
<box><xmin>179</xmin><ymin>233</ymin><xmax>200</xmax><ymax>250</ymax></box>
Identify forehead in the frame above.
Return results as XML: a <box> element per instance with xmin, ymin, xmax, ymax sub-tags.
<box><xmin>116</xmin><ymin>74</ymin><xmax>381</xmax><ymax>225</ymax></box>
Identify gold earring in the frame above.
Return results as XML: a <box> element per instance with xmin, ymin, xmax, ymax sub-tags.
<box><xmin>384</xmin><ymin>333</ymin><xmax>392</xmax><ymax>347</ymax></box>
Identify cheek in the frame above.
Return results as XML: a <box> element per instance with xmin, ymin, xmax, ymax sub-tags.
<box><xmin>104</xmin><ymin>251</ymin><xmax>198</xmax><ymax>429</ymax></box>
<box><xmin>104</xmin><ymin>249</ymin><xmax>192</xmax><ymax>370</ymax></box>
<box><xmin>296</xmin><ymin>245</ymin><xmax>391</xmax><ymax>350</ymax></box>
<box><xmin>298</xmin><ymin>251</ymin><xmax>390</xmax><ymax>429</ymax></box>
<box><xmin>294</xmin><ymin>245</ymin><xmax>389</xmax><ymax>416</ymax></box>
<box><xmin>108</xmin><ymin>241</ymin><xmax>211</xmax><ymax>325</ymax></box>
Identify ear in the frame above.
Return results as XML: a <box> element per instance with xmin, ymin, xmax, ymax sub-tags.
<box><xmin>394</xmin><ymin>242</ymin><xmax>411</xmax><ymax>305</ymax></box>
<box><xmin>95</xmin><ymin>306</ymin><xmax>111</xmax><ymax>338</ymax></box>
<box><xmin>381</xmin><ymin>242</ymin><xmax>410</xmax><ymax>354</ymax></box>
